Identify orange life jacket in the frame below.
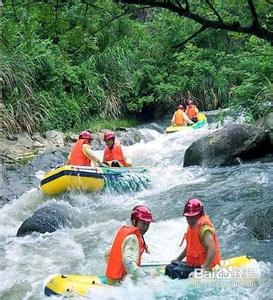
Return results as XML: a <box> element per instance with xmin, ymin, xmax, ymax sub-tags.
<box><xmin>103</xmin><ymin>142</ymin><xmax>128</xmax><ymax>167</ymax></box>
<box><xmin>105</xmin><ymin>225</ymin><xmax>145</xmax><ymax>281</ymax></box>
<box><xmin>173</xmin><ymin>109</ymin><xmax>185</xmax><ymax>126</ymax></box>
<box><xmin>185</xmin><ymin>214</ymin><xmax>221</xmax><ymax>268</ymax></box>
<box><xmin>186</xmin><ymin>105</ymin><xmax>198</xmax><ymax>118</ymax></box>
<box><xmin>69</xmin><ymin>139</ymin><xmax>91</xmax><ymax>166</ymax></box>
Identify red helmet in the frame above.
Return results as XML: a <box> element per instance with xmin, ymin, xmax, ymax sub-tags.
<box><xmin>188</xmin><ymin>98</ymin><xmax>194</xmax><ymax>105</ymax></box>
<box><xmin>131</xmin><ymin>205</ymin><xmax>155</xmax><ymax>223</ymax></box>
<box><xmin>183</xmin><ymin>198</ymin><xmax>204</xmax><ymax>217</ymax></box>
<box><xmin>103</xmin><ymin>131</ymin><xmax>115</xmax><ymax>141</ymax></box>
<box><xmin>79</xmin><ymin>131</ymin><xmax>92</xmax><ymax>140</ymax></box>
<box><xmin>176</xmin><ymin>104</ymin><xmax>186</xmax><ymax>110</ymax></box>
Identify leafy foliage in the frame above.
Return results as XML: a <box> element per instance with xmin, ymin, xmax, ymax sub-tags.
<box><xmin>2</xmin><ymin>0</ymin><xmax>272</xmax><ymax>134</ymax></box>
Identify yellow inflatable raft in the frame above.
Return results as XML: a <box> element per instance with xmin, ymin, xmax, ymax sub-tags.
<box><xmin>40</xmin><ymin>165</ymin><xmax>148</xmax><ymax>196</ymax></box>
<box><xmin>165</xmin><ymin>112</ymin><xmax>207</xmax><ymax>133</ymax></box>
<box><xmin>44</xmin><ymin>256</ymin><xmax>259</xmax><ymax>297</ymax></box>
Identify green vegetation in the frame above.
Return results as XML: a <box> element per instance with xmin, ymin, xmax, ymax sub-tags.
<box><xmin>72</xmin><ymin>117</ymin><xmax>138</xmax><ymax>133</ymax></box>
<box><xmin>2</xmin><ymin>1</ymin><xmax>272</xmax><ymax>134</ymax></box>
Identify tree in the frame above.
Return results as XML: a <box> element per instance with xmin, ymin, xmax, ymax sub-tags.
<box><xmin>120</xmin><ymin>0</ymin><xmax>273</xmax><ymax>46</ymax></box>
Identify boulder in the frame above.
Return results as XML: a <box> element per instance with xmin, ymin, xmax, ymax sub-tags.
<box><xmin>0</xmin><ymin>164</ymin><xmax>4</xmax><ymax>205</ymax></box>
<box><xmin>3</xmin><ymin>150</ymin><xmax>68</xmax><ymax>204</ymax></box>
<box><xmin>205</xmin><ymin>108</ymin><xmax>230</xmax><ymax>124</ymax></box>
<box><xmin>16</xmin><ymin>203</ymin><xmax>78</xmax><ymax>237</ymax></box>
<box><xmin>30</xmin><ymin>150</ymin><xmax>68</xmax><ymax>171</ymax></box>
<box><xmin>44</xmin><ymin>130</ymin><xmax>65</xmax><ymax>148</ymax></box>
<box><xmin>6</xmin><ymin>134</ymin><xmax>18</xmax><ymax>141</ymax></box>
<box><xmin>17</xmin><ymin>133</ymin><xmax>34</xmax><ymax>149</ymax></box>
<box><xmin>245</xmin><ymin>207</ymin><xmax>273</xmax><ymax>240</ymax></box>
<box><xmin>65</xmin><ymin>132</ymin><xmax>78</xmax><ymax>143</ymax></box>
<box><xmin>33</xmin><ymin>140</ymin><xmax>45</xmax><ymax>149</ymax></box>
<box><xmin>31</xmin><ymin>132</ymin><xmax>44</xmax><ymax>144</ymax></box>
<box><xmin>260</xmin><ymin>112</ymin><xmax>273</xmax><ymax>146</ymax></box>
<box><xmin>184</xmin><ymin>123</ymin><xmax>268</xmax><ymax>167</ymax></box>
<box><xmin>116</xmin><ymin>128</ymin><xmax>151</xmax><ymax>145</ymax></box>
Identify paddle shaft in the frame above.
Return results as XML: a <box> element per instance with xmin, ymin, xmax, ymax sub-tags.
<box><xmin>141</xmin><ymin>262</ymin><xmax>168</xmax><ymax>268</ymax></box>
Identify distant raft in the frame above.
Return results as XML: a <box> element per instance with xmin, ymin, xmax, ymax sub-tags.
<box><xmin>40</xmin><ymin>165</ymin><xmax>150</xmax><ymax>196</ymax></box>
<box><xmin>165</xmin><ymin>112</ymin><xmax>207</xmax><ymax>133</ymax></box>
<box><xmin>44</xmin><ymin>256</ymin><xmax>260</xmax><ymax>297</ymax></box>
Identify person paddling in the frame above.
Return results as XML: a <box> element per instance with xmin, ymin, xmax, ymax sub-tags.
<box><xmin>185</xmin><ymin>98</ymin><xmax>199</xmax><ymax>123</ymax></box>
<box><xmin>165</xmin><ymin>198</ymin><xmax>221</xmax><ymax>279</ymax></box>
<box><xmin>105</xmin><ymin>205</ymin><xmax>155</xmax><ymax>285</ymax></box>
<box><xmin>66</xmin><ymin>131</ymin><xmax>103</xmax><ymax>167</ymax></box>
<box><xmin>171</xmin><ymin>104</ymin><xmax>194</xmax><ymax>127</ymax></box>
<box><xmin>103</xmin><ymin>131</ymin><xmax>132</xmax><ymax>167</ymax></box>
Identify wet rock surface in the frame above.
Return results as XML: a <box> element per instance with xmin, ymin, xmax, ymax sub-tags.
<box><xmin>2</xmin><ymin>150</ymin><xmax>68</xmax><ymax>204</ymax></box>
<box><xmin>183</xmin><ymin>123</ymin><xmax>269</xmax><ymax>167</ymax></box>
<box><xmin>2</xmin><ymin>123</ymin><xmax>163</xmax><ymax>205</ymax></box>
<box><xmin>16</xmin><ymin>203</ymin><xmax>80</xmax><ymax>237</ymax></box>
<box><xmin>245</xmin><ymin>207</ymin><xmax>273</xmax><ymax>240</ymax></box>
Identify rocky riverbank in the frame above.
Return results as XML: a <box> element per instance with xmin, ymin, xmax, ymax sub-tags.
<box><xmin>184</xmin><ymin>111</ymin><xmax>273</xmax><ymax>167</ymax></box>
<box><xmin>0</xmin><ymin>122</ymin><xmax>165</xmax><ymax>205</ymax></box>
<box><xmin>1</xmin><ymin>110</ymin><xmax>272</xmax><ymax>206</ymax></box>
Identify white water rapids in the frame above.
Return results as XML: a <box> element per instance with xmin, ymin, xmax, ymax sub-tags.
<box><xmin>0</xmin><ymin>123</ymin><xmax>272</xmax><ymax>299</ymax></box>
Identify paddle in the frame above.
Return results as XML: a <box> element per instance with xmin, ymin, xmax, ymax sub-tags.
<box><xmin>141</xmin><ymin>262</ymin><xmax>168</xmax><ymax>268</ymax></box>
<box><xmin>101</xmin><ymin>166</ymin><xmax>148</xmax><ymax>174</ymax></box>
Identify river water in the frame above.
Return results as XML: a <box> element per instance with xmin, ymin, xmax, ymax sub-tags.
<box><xmin>0</xmin><ymin>124</ymin><xmax>272</xmax><ymax>299</ymax></box>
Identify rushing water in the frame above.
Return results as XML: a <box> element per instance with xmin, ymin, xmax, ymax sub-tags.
<box><xmin>0</xmin><ymin>124</ymin><xmax>272</xmax><ymax>300</ymax></box>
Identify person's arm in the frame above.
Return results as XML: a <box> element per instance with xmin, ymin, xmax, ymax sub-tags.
<box><xmin>65</xmin><ymin>153</ymin><xmax>71</xmax><ymax>165</ymax></box>
<box><xmin>171</xmin><ymin>112</ymin><xmax>176</xmax><ymax>125</ymax></box>
<box><xmin>200</xmin><ymin>229</ymin><xmax>216</xmax><ymax>270</ymax></box>
<box><xmin>102</xmin><ymin>150</ymin><xmax>107</xmax><ymax>165</ymax></box>
<box><xmin>172</xmin><ymin>248</ymin><xmax>186</xmax><ymax>263</ymax></box>
<box><xmin>104</xmin><ymin>248</ymin><xmax>110</xmax><ymax>262</ymax></box>
<box><xmin>195</xmin><ymin>106</ymin><xmax>199</xmax><ymax>114</ymax></box>
<box><xmin>125</xmin><ymin>158</ymin><xmax>132</xmax><ymax>167</ymax></box>
<box><xmin>182</xmin><ymin>112</ymin><xmax>194</xmax><ymax>125</ymax></box>
<box><xmin>122</xmin><ymin>147</ymin><xmax>132</xmax><ymax>167</ymax></box>
<box><xmin>82</xmin><ymin>144</ymin><xmax>102</xmax><ymax>165</ymax></box>
<box><xmin>122</xmin><ymin>235</ymin><xmax>146</xmax><ymax>278</ymax></box>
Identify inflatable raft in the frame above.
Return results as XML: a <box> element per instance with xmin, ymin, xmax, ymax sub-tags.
<box><xmin>40</xmin><ymin>165</ymin><xmax>149</xmax><ymax>196</ymax></box>
<box><xmin>44</xmin><ymin>256</ymin><xmax>259</xmax><ymax>297</ymax></box>
<box><xmin>165</xmin><ymin>112</ymin><xmax>207</xmax><ymax>133</ymax></box>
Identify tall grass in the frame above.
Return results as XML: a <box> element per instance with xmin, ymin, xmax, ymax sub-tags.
<box><xmin>1</xmin><ymin>46</ymin><xmax>49</xmax><ymax>134</ymax></box>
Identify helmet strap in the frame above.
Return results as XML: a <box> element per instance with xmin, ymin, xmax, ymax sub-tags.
<box><xmin>109</xmin><ymin>139</ymin><xmax>115</xmax><ymax>149</ymax></box>
<box><xmin>141</xmin><ymin>235</ymin><xmax>150</xmax><ymax>254</ymax></box>
<box><xmin>132</xmin><ymin>219</ymin><xmax>137</xmax><ymax>227</ymax></box>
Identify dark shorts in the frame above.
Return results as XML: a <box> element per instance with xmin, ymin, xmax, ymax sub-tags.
<box><xmin>190</xmin><ymin>117</ymin><xmax>198</xmax><ymax>123</ymax></box>
<box><xmin>165</xmin><ymin>261</ymin><xmax>199</xmax><ymax>279</ymax></box>
<box><xmin>111</xmin><ymin>160</ymin><xmax>121</xmax><ymax>167</ymax></box>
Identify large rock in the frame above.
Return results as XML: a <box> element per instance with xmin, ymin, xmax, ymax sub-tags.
<box><xmin>16</xmin><ymin>203</ymin><xmax>78</xmax><ymax>237</ymax></box>
<box><xmin>107</xmin><ymin>127</ymin><xmax>146</xmax><ymax>146</ymax></box>
<box><xmin>3</xmin><ymin>150</ymin><xmax>68</xmax><ymax>204</ymax></box>
<box><xmin>245</xmin><ymin>207</ymin><xmax>273</xmax><ymax>240</ymax></box>
<box><xmin>2</xmin><ymin>122</ymin><xmax>163</xmax><ymax>204</ymax></box>
<box><xmin>184</xmin><ymin>123</ymin><xmax>268</xmax><ymax>167</ymax></box>
<box><xmin>205</xmin><ymin>108</ymin><xmax>230</xmax><ymax>124</ymax></box>
<box><xmin>260</xmin><ymin>112</ymin><xmax>273</xmax><ymax>146</ymax></box>
<box><xmin>17</xmin><ymin>133</ymin><xmax>34</xmax><ymax>149</ymax></box>
<box><xmin>44</xmin><ymin>130</ymin><xmax>65</xmax><ymax>148</ymax></box>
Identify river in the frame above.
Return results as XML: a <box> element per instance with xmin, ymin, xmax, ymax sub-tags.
<box><xmin>0</xmin><ymin>123</ymin><xmax>272</xmax><ymax>299</ymax></box>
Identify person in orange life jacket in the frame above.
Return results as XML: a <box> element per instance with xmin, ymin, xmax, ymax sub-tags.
<box><xmin>105</xmin><ymin>205</ymin><xmax>155</xmax><ymax>285</ymax></box>
<box><xmin>185</xmin><ymin>98</ymin><xmax>199</xmax><ymax>123</ymax></box>
<box><xmin>171</xmin><ymin>104</ymin><xmax>194</xmax><ymax>127</ymax></box>
<box><xmin>103</xmin><ymin>131</ymin><xmax>132</xmax><ymax>167</ymax></box>
<box><xmin>165</xmin><ymin>198</ymin><xmax>221</xmax><ymax>279</ymax></box>
<box><xmin>66</xmin><ymin>131</ymin><xmax>103</xmax><ymax>167</ymax></box>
